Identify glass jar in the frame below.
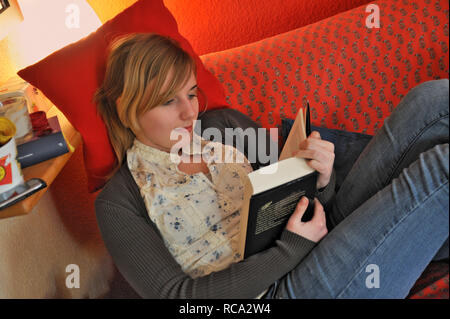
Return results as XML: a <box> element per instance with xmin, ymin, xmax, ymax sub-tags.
<box><xmin>0</xmin><ymin>96</ymin><xmax>33</xmax><ymax>145</ymax></box>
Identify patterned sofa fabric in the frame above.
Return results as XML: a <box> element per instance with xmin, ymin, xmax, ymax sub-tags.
<box><xmin>201</xmin><ymin>0</ymin><xmax>449</xmax><ymax>137</ymax></box>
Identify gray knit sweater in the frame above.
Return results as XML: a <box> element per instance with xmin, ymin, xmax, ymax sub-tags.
<box><xmin>95</xmin><ymin>160</ymin><xmax>336</xmax><ymax>299</ymax></box>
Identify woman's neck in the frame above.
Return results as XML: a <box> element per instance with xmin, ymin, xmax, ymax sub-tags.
<box><xmin>178</xmin><ymin>154</ymin><xmax>210</xmax><ymax>175</ymax></box>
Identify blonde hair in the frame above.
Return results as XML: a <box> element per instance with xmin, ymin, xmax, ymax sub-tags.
<box><xmin>95</xmin><ymin>33</ymin><xmax>197</xmax><ymax>179</ymax></box>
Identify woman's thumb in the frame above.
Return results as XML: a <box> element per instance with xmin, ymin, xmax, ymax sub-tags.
<box><xmin>292</xmin><ymin>196</ymin><xmax>309</xmax><ymax>221</ymax></box>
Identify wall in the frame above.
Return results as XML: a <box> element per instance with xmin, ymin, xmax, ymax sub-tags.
<box><xmin>0</xmin><ymin>40</ymin><xmax>17</xmax><ymax>84</ymax></box>
<box><xmin>86</xmin><ymin>0</ymin><xmax>137</xmax><ymax>23</ymax></box>
<box><xmin>165</xmin><ymin>0</ymin><xmax>373</xmax><ymax>55</ymax></box>
<box><xmin>86</xmin><ymin>0</ymin><xmax>373</xmax><ymax>55</ymax></box>
<box><xmin>1</xmin><ymin>0</ymin><xmax>372</xmax><ymax>85</ymax></box>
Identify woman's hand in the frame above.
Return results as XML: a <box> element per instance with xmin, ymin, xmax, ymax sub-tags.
<box><xmin>286</xmin><ymin>197</ymin><xmax>328</xmax><ymax>243</ymax></box>
<box><xmin>293</xmin><ymin>131</ymin><xmax>335</xmax><ymax>189</ymax></box>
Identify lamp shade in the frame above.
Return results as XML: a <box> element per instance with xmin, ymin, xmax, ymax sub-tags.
<box><xmin>7</xmin><ymin>0</ymin><xmax>101</xmax><ymax>70</ymax></box>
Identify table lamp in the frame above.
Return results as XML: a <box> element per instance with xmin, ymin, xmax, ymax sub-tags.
<box><xmin>0</xmin><ymin>0</ymin><xmax>23</xmax><ymax>40</ymax></box>
<box><xmin>6</xmin><ymin>0</ymin><xmax>102</xmax><ymax>70</ymax></box>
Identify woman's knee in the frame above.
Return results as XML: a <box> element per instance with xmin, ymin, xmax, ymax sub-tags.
<box><xmin>403</xmin><ymin>79</ymin><xmax>449</xmax><ymax>115</ymax></box>
<box><xmin>413</xmin><ymin>79</ymin><xmax>449</xmax><ymax>97</ymax></box>
<box><xmin>386</xmin><ymin>80</ymin><xmax>449</xmax><ymax>135</ymax></box>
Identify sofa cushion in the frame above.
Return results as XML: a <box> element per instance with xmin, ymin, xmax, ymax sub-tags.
<box><xmin>18</xmin><ymin>0</ymin><xmax>228</xmax><ymax>193</ymax></box>
<box><xmin>201</xmin><ymin>0</ymin><xmax>449</xmax><ymax>136</ymax></box>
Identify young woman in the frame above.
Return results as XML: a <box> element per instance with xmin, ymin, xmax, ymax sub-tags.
<box><xmin>94</xmin><ymin>33</ymin><xmax>449</xmax><ymax>298</ymax></box>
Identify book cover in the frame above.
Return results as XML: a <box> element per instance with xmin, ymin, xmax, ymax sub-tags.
<box><xmin>238</xmin><ymin>106</ymin><xmax>316</xmax><ymax>259</ymax></box>
<box><xmin>16</xmin><ymin>116</ymin><xmax>69</xmax><ymax>168</ymax></box>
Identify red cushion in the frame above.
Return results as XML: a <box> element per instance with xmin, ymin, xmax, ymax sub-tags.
<box><xmin>201</xmin><ymin>0</ymin><xmax>449</xmax><ymax>136</ymax></box>
<box><xmin>18</xmin><ymin>0</ymin><xmax>228</xmax><ymax>193</ymax></box>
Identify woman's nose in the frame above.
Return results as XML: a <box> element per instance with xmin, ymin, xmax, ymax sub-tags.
<box><xmin>180</xmin><ymin>98</ymin><xmax>197</xmax><ymax>120</ymax></box>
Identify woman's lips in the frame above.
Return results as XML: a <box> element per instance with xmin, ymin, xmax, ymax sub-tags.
<box><xmin>174</xmin><ymin>125</ymin><xmax>192</xmax><ymax>133</ymax></box>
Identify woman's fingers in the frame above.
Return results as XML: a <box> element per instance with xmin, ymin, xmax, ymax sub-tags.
<box><xmin>309</xmin><ymin>131</ymin><xmax>321</xmax><ymax>139</ymax></box>
<box><xmin>293</xmin><ymin>149</ymin><xmax>334</xmax><ymax>175</ymax></box>
<box><xmin>299</xmin><ymin>132</ymin><xmax>335</xmax><ymax>152</ymax></box>
<box><xmin>286</xmin><ymin>197</ymin><xmax>328</xmax><ymax>243</ymax></box>
<box><xmin>307</xmin><ymin>159</ymin><xmax>326</xmax><ymax>173</ymax></box>
<box><xmin>292</xmin><ymin>131</ymin><xmax>335</xmax><ymax>189</ymax></box>
<box><xmin>294</xmin><ymin>148</ymin><xmax>329</xmax><ymax>164</ymax></box>
<box><xmin>293</xmin><ymin>139</ymin><xmax>335</xmax><ymax>189</ymax></box>
<box><xmin>287</xmin><ymin>197</ymin><xmax>309</xmax><ymax>227</ymax></box>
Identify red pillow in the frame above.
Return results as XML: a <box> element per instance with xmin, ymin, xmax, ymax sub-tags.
<box><xmin>18</xmin><ymin>0</ymin><xmax>228</xmax><ymax>193</ymax></box>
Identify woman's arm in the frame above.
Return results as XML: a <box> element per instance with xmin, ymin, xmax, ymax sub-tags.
<box><xmin>315</xmin><ymin>168</ymin><xmax>336</xmax><ymax>209</ymax></box>
<box><xmin>95</xmin><ymin>197</ymin><xmax>316</xmax><ymax>299</ymax></box>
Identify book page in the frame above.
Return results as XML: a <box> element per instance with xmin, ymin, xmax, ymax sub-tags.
<box><xmin>238</xmin><ymin>106</ymin><xmax>309</xmax><ymax>259</ymax></box>
<box><xmin>248</xmin><ymin>157</ymin><xmax>315</xmax><ymax>195</ymax></box>
<box><xmin>237</xmin><ymin>166</ymin><xmax>254</xmax><ymax>261</ymax></box>
<box><xmin>278</xmin><ymin>107</ymin><xmax>307</xmax><ymax>161</ymax></box>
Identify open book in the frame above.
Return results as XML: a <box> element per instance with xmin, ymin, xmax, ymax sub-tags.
<box><xmin>238</xmin><ymin>107</ymin><xmax>317</xmax><ymax>259</ymax></box>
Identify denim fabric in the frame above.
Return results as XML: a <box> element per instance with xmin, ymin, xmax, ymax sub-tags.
<box><xmin>265</xmin><ymin>79</ymin><xmax>449</xmax><ymax>298</ymax></box>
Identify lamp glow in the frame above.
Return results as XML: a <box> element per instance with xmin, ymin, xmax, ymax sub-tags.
<box><xmin>7</xmin><ymin>0</ymin><xmax>101</xmax><ymax>70</ymax></box>
<box><xmin>0</xmin><ymin>0</ymin><xmax>23</xmax><ymax>40</ymax></box>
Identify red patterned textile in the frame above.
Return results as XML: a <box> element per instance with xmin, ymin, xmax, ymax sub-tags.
<box><xmin>408</xmin><ymin>262</ymin><xmax>449</xmax><ymax>299</ymax></box>
<box><xmin>201</xmin><ymin>0</ymin><xmax>449</xmax><ymax>136</ymax></box>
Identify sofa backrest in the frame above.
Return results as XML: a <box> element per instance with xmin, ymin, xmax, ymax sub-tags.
<box><xmin>201</xmin><ymin>0</ymin><xmax>449</xmax><ymax>135</ymax></box>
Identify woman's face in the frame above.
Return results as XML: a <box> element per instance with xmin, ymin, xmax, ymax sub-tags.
<box><xmin>134</xmin><ymin>72</ymin><xmax>199</xmax><ymax>153</ymax></box>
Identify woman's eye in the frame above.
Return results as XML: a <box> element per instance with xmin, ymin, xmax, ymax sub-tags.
<box><xmin>188</xmin><ymin>94</ymin><xmax>197</xmax><ymax>100</ymax></box>
<box><xmin>163</xmin><ymin>99</ymin><xmax>174</xmax><ymax>106</ymax></box>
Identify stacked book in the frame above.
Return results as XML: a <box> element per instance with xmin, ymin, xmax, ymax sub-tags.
<box><xmin>16</xmin><ymin>116</ymin><xmax>69</xmax><ymax>168</ymax></box>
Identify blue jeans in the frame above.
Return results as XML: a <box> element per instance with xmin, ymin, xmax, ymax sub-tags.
<box><xmin>265</xmin><ymin>79</ymin><xmax>449</xmax><ymax>298</ymax></box>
